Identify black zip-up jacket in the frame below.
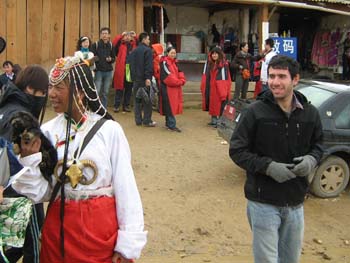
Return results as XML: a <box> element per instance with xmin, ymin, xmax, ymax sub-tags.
<box><xmin>91</xmin><ymin>39</ymin><xmax>116</xmax><ymax>72</ymax></box>
<box><xmin>229</xmin><ymin>90</ymin><xmax>323</xmax><ymax>206</ymax></box>
<box><xmin>0</xmin><ymin>83</ymin><xmax>34</xmax><ymax>140</ymax></box>
<box><xmin>129</xmin><ymin>43</ymin><xmax>153</xmax><ymax>84</ymax></box>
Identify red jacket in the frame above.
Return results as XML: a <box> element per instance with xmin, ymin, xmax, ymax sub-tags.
<box><xmin>112</xmin><ymin>35</ymin><xmax>137</xmax><ymax>90</ymax></box>
<box><xmin>200</xmin><ymin>55</ymin><xmax>231</xmax><ymax>116</ymax></box>
<box><xmin>152</xmin><ymin>43</ymin><xmax>164</xmax><ymax>83</ymax></box>
<box><xmin>159</xmin><ymin>56</ymin><xmax>186</xmax><ymax>116</ymax></box>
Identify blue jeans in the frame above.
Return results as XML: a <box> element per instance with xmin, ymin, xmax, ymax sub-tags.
<box><xmin>165</xmin><ymin>115</ymin><xmax>176</xmax><ymax>128</ymax></box>
<box><xmin>94</xmin><ymin>71</ymin><xmax>113</xmax><ymax>108</ymax></box>
<box><xmin>247</xmin><ymin>200</ymin><xmax>304</xmax><ymax>263</ymax></box>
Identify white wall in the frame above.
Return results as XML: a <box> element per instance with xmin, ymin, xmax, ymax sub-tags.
<box><xmin>164</xmin><ymin>5</ymin><xmax>208</xmax><ymax>34</ymax></box>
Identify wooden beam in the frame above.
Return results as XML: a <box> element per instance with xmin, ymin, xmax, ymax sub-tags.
<box><xmin>259</xmin><ymin>4</ymin><xmax>269</xmax><ymax>51</ymax></box>
<box><xmin>126</xmin><ymin>0</ymin><xmax>136</xmax><ymax>32</ymax></box>
<box><xmin>6</xmin><ymin>0</ymin><xmax>17</xmax><ymax>62</ymax></box>
<box><xmin>0</xmin><ymin>0</ymin><xmax>6</xmax><ymax>63</ymax></box>
<box><xmin>17</xmin><ymin>0</ymin><xmax>27</xmax><ymax>66</ymax></box>
<box><xmin>110</xmin><ymin>0</ymin><xmax>118</xmax><ymax>37</ymax></box>
<box><xmin>80</xmin><ymin>0</ymin><xmax>92</xmax><ymax>38</ymax></box>
<box><xmin>135</xmin><ymin>0</ymin><xmax>144</xmax><ymax>34</ymax></box>
<box><xmin>100</xmin><ymin>0</ymin><xmax>109</xmax><ymax>28</ymax></box>
<box><xmin>65</xmin><ymin>0</ymin><xmax>80</xmax><ymax>56</ymax></box>
<box><xmin>27</xmin><ymin>0</ymin><xmax>43</xmax><ymax>64</ymax></box>
<box><xmin>117</xmin><ymin>0</ymin><xmax>126</xmax><ymax>35</ymax></box>
<box><xmin>91</xmin><ymin>0</ymin><xmax>99</xmax><ymax>41</ymax></box>
<box><xmin>49</xmin><ymin>0</ymin><xmax>65</xmax><ymax>61</ymax></box>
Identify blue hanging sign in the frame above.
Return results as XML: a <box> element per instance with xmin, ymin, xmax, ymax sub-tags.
<box><xmin>272</xmin><ymin>37</ymin><xmax>297</xmax><ymax>60</ymax></box>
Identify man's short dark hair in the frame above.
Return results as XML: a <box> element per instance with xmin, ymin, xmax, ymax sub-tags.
<box><xmin>15</xmin><ymin>65</ymin><xmax>49</xmax><ymax>93</ymax></box>
<box><xmin>139</xmin><ymin>32</ymin><xmax>149</xmax><ymax>43</ymax></box>
<box><xmin>100</xmin><ymin>27</ymin><xmax>111</xmax><ymax>34</ymax></box>
<box><xmin>268</xmin><ymin>55</ymin><xmax>300</xmax><ymax>79</ymax></box>
<box><xmin>3</xmin><ymin>60</ymin><xmax>14</xmax><ymax>68</ymax></box>
<box><xmin>265</xmin><ymin>38</ymin><xmax>274</xmax><ymax>48</ymax></box>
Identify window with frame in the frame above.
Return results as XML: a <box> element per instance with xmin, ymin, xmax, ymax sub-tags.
<box><xmin>335</xmin><ymin>103</ymin><xmax>350</xmax><ymax>129</ymax></box>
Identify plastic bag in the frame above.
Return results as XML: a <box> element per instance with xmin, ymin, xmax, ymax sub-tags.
<box><xmin>242</xmin><ymin>69</ymin><xmax>251</xmax><ymax>80</ymax></box>
<box><xmin>135</xmin><ymin>86</ymin><xmax>151</xmax><ymax>104</ymax></box>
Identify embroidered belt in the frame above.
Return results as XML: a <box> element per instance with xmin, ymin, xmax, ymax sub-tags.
<box><xmin>57</xmin><ymin>186</ymin><xmax>114</xmax><ymax>200</ymax></box>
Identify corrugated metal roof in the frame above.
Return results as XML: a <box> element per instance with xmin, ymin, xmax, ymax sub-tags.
<box><xmin>309</xmin><ymin>0</ymin><xmax>350</xmax><ymax>4</ymax></box>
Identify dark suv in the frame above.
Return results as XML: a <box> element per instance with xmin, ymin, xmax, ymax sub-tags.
<box><xmin>218</xmin><ymin>80</ymin><xmax>350</xmax><ymax>198</ymax></box>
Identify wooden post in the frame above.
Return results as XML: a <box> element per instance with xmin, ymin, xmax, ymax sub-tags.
<box><xmin>126</xmin><ymin>0</ymin><xmax>136</xmax><ymax>31</ymax></box>
<box><xmin>117</xmin><ymin>0</ymin><xmax>126</xmax><ymax>35</ymax></box>
<box><xmin>6</xmin><ymin>0</ymin><xmax>17</xmax><ymax>62</ymax></box>
<box><xmin>260</xmin><ymin>4</ymin><xmax>269</xmax><ymax>51</ymax></box>
<box><xmin>135</xmin><ymin>0</ymin><xmax>144</xmax><ymax>34</ymax></box>
<box><xmin>100</xmin><ymin>0</ymin><xmax>109</xmax><ymax>29</ymax></box>
<box><xmin>28</xmin><ymin>0</ymin><xmax>43</xmax><ymax>65</ymax></box>
<box><xmin>110</xmin><ymin>0</ymin><xmax>119</xmax><ymax>37</ymax></box>
<box><xmin>17</xmin><ymin>0</ymin><xmax>27</xmax><ymax>66</ymax></box>
<box><xmin>0</xmin><ymin>0</ymin><xmax>6</xmax><ymax>63</ymax></box>
<box><xmin>65</xmin><ymin>0</ymin><xmax>80</xmax><ymax>57</ymax></box>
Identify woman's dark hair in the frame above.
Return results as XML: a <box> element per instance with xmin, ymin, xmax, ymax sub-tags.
<box><xmin>15</xmin><ymin>65</ymin><xmax>49</xmax><ymax>93</ymax></box>
<box><xmin>76</xmin><ymin>36</ymin><xmax>91</xmax><ymax>51</ymax></box>
<box><xmin>209</xmin><ymin>47</ymin><xmax>224</xmax><ymax>69</ymax></box>
<box><xmin>166</xmin><ymin>46</ymin><xmax>175</xmax><ymax>54</ymax></box>
<box><xmin>268</xmin><ymin>55</ymin><xmax>300</xmax><ymax>79</ymax></box>
<box><xmin>210</xmin><ymin>47</ymin><xmax>224</xmax><ymax>60</ymax></box>
<box><xmin>265</xmin><ymin>38</ymin><xmax>275</xmax><ymax>48</ymax></box>
<box><xmin>67</xmin><ymin>62</ymin><xmax>114</xmax><ymax>120</ymax></box>
<box><xmin>240</xmin><ymin>42</ymin><xmax>248</xmax><ymax>50</ymax></box>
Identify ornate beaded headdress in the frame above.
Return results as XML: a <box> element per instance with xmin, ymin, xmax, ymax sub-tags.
<box><xmin>49</xmin><ymin>56</ymin><xmax>106</xmax><ymax>117</ymax></box>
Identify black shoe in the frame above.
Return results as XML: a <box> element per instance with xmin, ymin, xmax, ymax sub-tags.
<box><xmin>207</xmin><ymin>122</ymin><xmax>217</xmax><ymax>126</ymax></box>
<box><xmin>123</xmin><ymin>106</ymin><xmax>131</xmax><ymax>112</ymax></box>
<box><xmin>167</xmin><ymin>127</ymin><xmax>181</xmax><ymax>132</ymax></box>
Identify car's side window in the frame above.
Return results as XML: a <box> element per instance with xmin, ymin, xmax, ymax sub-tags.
<box><xmin>335</xmin><ymin>103</ymin><xmax>350</xmax><ymax>129</ymax></box>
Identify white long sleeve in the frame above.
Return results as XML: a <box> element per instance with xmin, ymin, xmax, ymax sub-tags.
<box><xmin>11</xmin><ymin>113</ymin><xmax>147</xmax><ymax>259</ymax></box>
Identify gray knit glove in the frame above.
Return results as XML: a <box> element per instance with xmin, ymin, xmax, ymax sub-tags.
<box><xmin>291</xmin><ymin>155</ymin><xmax>317</xmax><ymax>177</ymax></box>
<box><xmin>266</xmin><ymin>161</ymin><xmax>296</xmax><ymax>183</ymax></box>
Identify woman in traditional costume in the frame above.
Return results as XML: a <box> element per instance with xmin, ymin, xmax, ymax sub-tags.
<box><xmin>11</xmin><ymin>56</ymin><xmax>147</xmax><ymax>263</ymax></box>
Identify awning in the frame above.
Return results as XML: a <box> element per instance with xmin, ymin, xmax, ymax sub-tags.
<box><xmin>208</xmin><ymin>0</ymin><xmax>350</xmax><ymax>16</ymax></box>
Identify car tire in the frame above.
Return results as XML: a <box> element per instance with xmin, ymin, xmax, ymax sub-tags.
<box><xmin>310</xmin><ymin>156</ymin><xmax>350</xmax><ymax>198</ymax></box>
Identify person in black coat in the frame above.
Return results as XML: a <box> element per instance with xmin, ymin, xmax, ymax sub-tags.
<box><xmin>0</xmin><ymin>65</ymin><xmax>49</xmax><ymax>263</ymax></box>
<box><xmin>229</xmin><ymin>55</ymin><xmax>323</xmax><ymax>263</ymax></box>
<box><xmin>129</xmin><ymin>32</ymin><xmax>155</xmax><ymax>127</ymax></box>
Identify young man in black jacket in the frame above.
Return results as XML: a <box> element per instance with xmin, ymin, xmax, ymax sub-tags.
<box><xmin>91</xmin><ymin>27</ymin><xmax>116</xmax><ymax>108</ymax></box>
<box><xmin>0</xmin><ymin>65</ymin><xmax>49</xmax><ymax>263</ymax></box>
<box><xmin>230</xmin><ymin>55</ymin><xmax>323</xmax><ymax>263</ymax></box>
<box><xmin>129</xmin><ymin>32</ymin><xmax>155</xmax><ymax>127</ymax></box>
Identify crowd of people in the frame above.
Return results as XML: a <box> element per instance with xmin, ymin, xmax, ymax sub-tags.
<box><xmin>0</xmin><ymin>26</ymin><xmax>323</xmax><ymax>263</ymax></box>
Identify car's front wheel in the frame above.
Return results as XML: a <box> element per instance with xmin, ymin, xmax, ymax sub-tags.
<box><xmin>310</xmin><ymin>156</ymin><xmax>350</xmax><ymax>198</ymax></box>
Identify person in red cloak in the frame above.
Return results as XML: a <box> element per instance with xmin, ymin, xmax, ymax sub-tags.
<box><xmin>200</xmin><ymin>47</ymin><xmax>231</xmax><ymax>127</ymax></box>
<box><xmin>159</xmin><ymin>46</ymin><xmax>186</xmax><ymax>132</ymax></box>
<box><xmin>112</xmin><ymin>31</ymin><xmax>138</xmax><ymax>113</ymax></box>
<box><xmin>152</xmin><ymin>43</ymin><xmax>164</xmax><ymax>84</ymax></box>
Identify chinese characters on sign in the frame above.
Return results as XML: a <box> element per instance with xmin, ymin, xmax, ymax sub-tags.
<box><xmin>272</xmin><ymin>37</ymin><xmax>297</xmax><ymax>60</ymax></box>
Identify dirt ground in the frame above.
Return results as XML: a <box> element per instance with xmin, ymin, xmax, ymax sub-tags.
<box><xmin>46</xmin><ymin>106</ymin><xmax>350</xmax><ymax>263</ymax></box>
